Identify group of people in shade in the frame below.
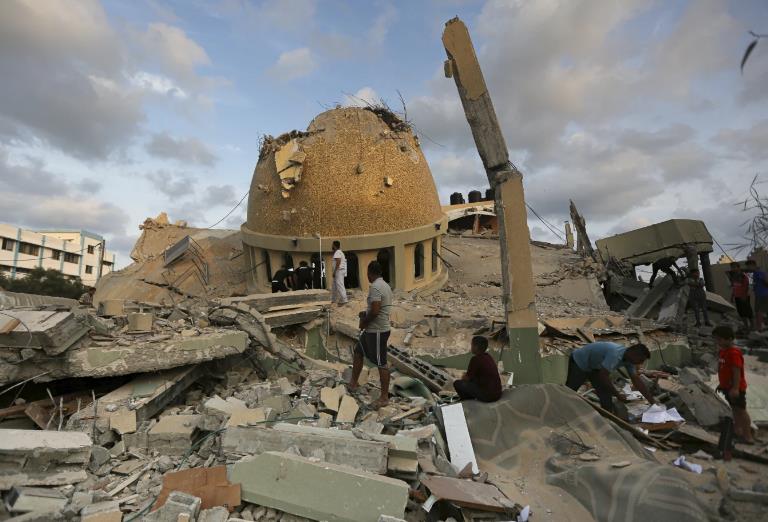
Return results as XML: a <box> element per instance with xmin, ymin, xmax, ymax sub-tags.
<box><xmin>270</xmin><ymin>241</ymin><xmax>349</xmax><ymax>306</ymax></box>
<box><xmin>728</xmin><ymin>261</ymin><xmax>768</xmax><ymax>332</ymax></box>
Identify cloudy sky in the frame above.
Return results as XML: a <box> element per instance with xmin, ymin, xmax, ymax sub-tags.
<box><xmin>1</xmin><ymin>0</ymin><xmax>766</xmax><ymax>268</ymax></box>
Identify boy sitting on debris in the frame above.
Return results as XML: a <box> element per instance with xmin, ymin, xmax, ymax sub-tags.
<box><xmin>713</xmin><ymin>325</ymin><xmax>755</xmax><ymax>444</ymax></box>
<box><xmin>565</xmin><ymin>342</ymin><xmax>656</xmax><ymax>412</ymax></box>
<box><xmin>453</xmin><ymin>336</ymin><xmax>502</xmax><ymax>403</ymax></box>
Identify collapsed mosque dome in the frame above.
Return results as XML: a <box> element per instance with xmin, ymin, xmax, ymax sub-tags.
<box><xmin>245</xmin><ymin>106</ymin><xmax>443</xmax><ymax>237</ymax></box>
<box><xmin>241</xmin><ymin>106</ymin><xmax>448</xmax><ymax>293</ymax></box>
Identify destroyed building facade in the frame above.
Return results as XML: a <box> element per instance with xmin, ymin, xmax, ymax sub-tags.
<box><xmin>241</xmin><ymin>107</ymin><xmax>448</xmax><ymax>294</ymax></box>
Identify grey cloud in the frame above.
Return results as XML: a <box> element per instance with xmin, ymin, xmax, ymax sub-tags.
<box><xmin>618</xmin><ymin>124</ymin><xmax>695</xmax><ymax>152</ymax></box>
<box><xmin>0</xmin><ymin>148</ymin><xmax>130</xmax><ymax>236</ymax></box>
<box><xmin>201</xmin><ymin>185</ymin><xmax>238</xmax><ymax>207</ymax></box>
<box><xmin>144</xmin><ymin>170</ymin><xmax>198</xmax><ymax>198</ymax></box>
<box><xmin>74</xmin><ymin>178</ymin><xmax>103</xmax><ymax>194</ymax></box>
<box><xmin>146</xmin><ymin>133</ymin><xmax>219</xmax><ymax>166</ymax></box>
<box><xmin>714</xmin><ymin>120</ymin><xmax>768</xmax><ymax>162</ymax></box>
<box><xmin>0</xmin><ymin>0</ymin><xmax>143</xmax><ymax>159</ymax></box>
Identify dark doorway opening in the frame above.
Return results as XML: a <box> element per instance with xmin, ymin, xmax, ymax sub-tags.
<box><xmin>414</xmin><ymin>243</ymin><xmax>424</xmax><ymax>279</ymax></box>
<box><xmin>377</xmin><ymin>248</ymin><xmax>393</xmax><ymax>285</ymax></box>
<box><xmin>345</xmin><ymin>252</ymin><xmax>360</xmax><ymax>288</ymax></box>
<box><xmin>310</xmin><ymin>253</ymin><xmax>326</xmax><ymax>289</ymax></box>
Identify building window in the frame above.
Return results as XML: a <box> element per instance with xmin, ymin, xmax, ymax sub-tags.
<box><xmin>414</xmin><ymin>243</ymin><xmax>424</xmax><ymax>279</ymax></box>
<box><xmin>432</xmin><ymin>239</ymin><xmax>439</xmax><ymax>273</ymax></box>
<box><xmin>63</xmin><ymin>252</ymin><xmax>79</xmax><ymax>264</ymax></box>
<box><xmin>87</xmin><ymin>245</ymin><xmax>95</xmax><ymax>254</ymax></box>
<box><xmin>1</xmin><ymin>239</ymin><xmax>14</xmax><ymax>251</ymax></box>
<box><xmin>18</xmin><ymin>242</ymin><xmax>40</xmax><ymax>256</ymax></box>
<box><xmin>51</xmin><ymin>250</ymin><xmax>61</xmax><ymax>260</ymax></box>
<box><xmin>85</xmin><ymin>265</ymin><xmax>93</xmax><ymax>274</ymax></box>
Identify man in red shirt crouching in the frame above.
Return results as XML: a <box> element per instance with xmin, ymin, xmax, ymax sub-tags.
<box><xmin>713</xmin><ymin>325</ymin><xmax>755</xmax><ymax>444</ymax></box>
<box><xmin>453</xmin><ymin>336</ymin><xmax>502</xmax><ymax>403</ymax></box>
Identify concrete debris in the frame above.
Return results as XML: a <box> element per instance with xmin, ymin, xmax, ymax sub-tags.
<box><xmin>0</xmin><ymin>310</ymin><xmax>89</xmax><ymax>354</ymax></box>
<box><xmin>154</xmin><ymin>466</ymin><xmax>240</xmax><ymax>513</ymax></box>
<box><xmin>0</xmin><ymin>430</ymin><xmax>91</xmax><ymax>489</ymax></box>
<box><xmin>144</xmin><ymin>491</ymin><xmax>201</xmax><ymax>522</ymax></box>
<box><xmin>222</xmin><ymin>424</ymin><xmax>388</xmax><ymax>474</ymax></box>
<box><xmin>80</xmin><ymin>501</ymin><xmax>123</xmax><ymax>522</ymax></box>
<box><xmin>147</xmin><ymin>415</ymin><xmax>203</xmax><ymax>456</ymax></box>
<box><xmin>4</xmin><ymin>487</ymin><xmax>68</xmax><ymax>514</ymax></box>
<box><xmin>230</xmin><ymin>451</ymin><xmax>409</xmax><ymax>522</ymax></box>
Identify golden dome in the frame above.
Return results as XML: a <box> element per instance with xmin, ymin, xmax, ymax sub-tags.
<box><xmin>245</xmin><ymin>107</ymin><xmax>444</xmax><ymax>238</ymax></box>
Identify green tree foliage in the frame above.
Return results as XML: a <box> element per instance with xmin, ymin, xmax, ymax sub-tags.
<box><xmin>0</xmin><ymin>267</ymin><xmax>87</xmax><ymax>299</ymax></box>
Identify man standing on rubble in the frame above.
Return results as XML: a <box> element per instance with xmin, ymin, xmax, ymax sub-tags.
<box><xmin>730</xmin><ymin>262</ymin><xmax>753</xmax><ymax>331</ymax></box>
<box><xmin>648</xmin><ymin>256</ymin><xmax>681</xmax><ymax>287</ymax></box>
<box><xmin>688</xmin><ymin>269</ymin><xmax>711</xmax><ymax>327</ymax></box>
<box><xmin>331</xmin><ymin>241</ymin><xmax>348</xmax><ymax>306</ymax></box>
<box><xmin>348</xmin><ymin>261</ymin><xmax>392</xmax><ymax>408</ymax></box>
<box><xmin>565</xmin><ymin>342</ymin><xmax>656</xmax><ymax>412</ymax></box>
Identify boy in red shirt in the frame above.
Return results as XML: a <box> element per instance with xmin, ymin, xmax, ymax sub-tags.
<box><xmin>453</xmin><ymin>336</ymin><xmax>502</xmax><ymax>402</ymax></box>
<box><xmin>713</xmin><ymin>325</ymin><xmax>754</xmax><ymax>444</ymax></box>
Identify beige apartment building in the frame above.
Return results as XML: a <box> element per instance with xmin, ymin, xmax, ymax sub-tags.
<box><xmin>0</xmin><ymin>224</ymin><xmax>116</xmax><ymax>287</ymax></box>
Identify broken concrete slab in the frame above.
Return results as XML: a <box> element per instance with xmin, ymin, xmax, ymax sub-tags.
<box><xmin>67</xmin><ymin>366</ymin><xmax>203</xmax><ymax>445</ymax></box>
<box><xmin>441</xmin><ymin>403</ymin><xmax>478</xmax><ymax>475</ymax></box>
<box><xmin>218</xmin><ymin>290</ymin><xmax>330</xmax><ymax>313</ymax></box>
<box><xmin>147</xmin><ymin>415</ymin><xmax>202</xmax><ymax>456</ymax></box>
<box><xmin>1</xmin><ymin>329</ymin><xmax>248</xmax><ymax>384</ymax></box>
<box><xmin>80</xmin><ymin>501</ymin><xmax>123</xmax><ymax>522</ymax></box>
<box><xmin>675</xmin><ymin>381</ymin><xmax>731</xmax><ymax>427</ymax></box>
<box><xmin>421</xmin><ymin>476</ymin><xmax>514</xmax><ymax>512</ymax></box>
<box><xmin>4</xmin><ymin>487</ymin><xmax>68</xmax><ymax>514</ymax></box>
<box><xmin>198</xmin><ymin>507</ymin><xmax>229</xmax><ymax>522</ymax></box>
<box><xmin>0</xmin><ymin>430</ymin><xmax>91</xmax><ymax>489</ymax></box>
<box><xmin>0</xmin><ymin>311</ymin><xmax>89</xmax><ymax>354</ymax></box>
<box><xmin>229</xmin><ymin>452</ymin><xmax>408</xmax><ymax>522</ymax></box>
<box><xmin>262</xmin><ymin>307</ymin><xmax>325</xmax><ymax>328</ymax></box>
<box><xmin>222</xmin><ymin>425</ymin><xmax>388</xmax><ymax>474</ymax></box>
<box><xmin>657</xmin><ymin>285</ymin><xmax>689</xmax><ymax>325</ymax></box>
<box><xmin>625</xmin><ymin>275</ymin><xmax>673</xmax><ymax>318</ymax></box>
<box><xmin>226</xmin><ymin>407</ymin><xmax>267</xmax><ymax>428</ymax></box>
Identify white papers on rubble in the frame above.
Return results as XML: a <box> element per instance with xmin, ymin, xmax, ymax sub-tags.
<box><xmin>621</xmin><ymin>384</ymin><xmax>644</xmax><ymax>401</ymax></box>
<box><xmin>673</xmin><ymin>455</ymin><xmax>702</xmax><ymax>474</ymax></box>
<box><xmin>641</xmin><ymin>404</ymin><xmax>684</xmax><ymax>424</ymax></box>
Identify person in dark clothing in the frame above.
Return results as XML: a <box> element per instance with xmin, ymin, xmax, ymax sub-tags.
<box><xmin>688</xmin><ymin>268</ymin><xmax>711</xmax><ymax>327</ymax></box>
<box><xmin>730</xmin><ymin>262</ymin><xmax>753</xmax><ymax>331</ymax></box>
<box><xmin>453</xmin><ymin>336</ymin><xmax>502</xmax><ymax>402</ymax></box>
<box><xmin>271</xmin><ymin>265</ymin><xmax>292</xmax><ymax>293</ymax></box>
<box><xmin>648</xmin><ymin>256</ymin><xmax>681</xmax><ymax>287</ymax></box>
<box><xmin>294</xmin><ymin>261</ymin><xmax>313</xmax><ymax>290</ymax></box>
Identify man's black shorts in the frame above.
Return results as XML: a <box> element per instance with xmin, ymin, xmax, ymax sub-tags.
<box><xmin>734</xmin><ymin>297</ymin><xmax>753</xmax><ymax>319</ymax></box>
<box><xmin>718</xmin><ymin>388</ymin><xmax>747</xmax><ymax>409</ymax></box>
<box><xmin>355</xmin><ymin>331</ymin><xmax>390</xmax><ymax>368</ymax></box>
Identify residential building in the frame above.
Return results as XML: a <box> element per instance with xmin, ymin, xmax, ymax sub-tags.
<box><xmin>0</xmin><ymin>224</ymin><xmax>116</xmax><ymax>287</ymax></box>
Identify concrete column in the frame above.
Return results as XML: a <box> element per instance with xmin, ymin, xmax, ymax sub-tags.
<box><xmin>38</xmin><ymin>236</ymin><xmax>46</xmax><ymax>268</ymax></box>
<box><xmin>393</xmin><ymin>243</ymin><xmax>407</xmax><ymax>291</ymax></box>
<box><xmin>77</xmin><ymin>235</ymin><xmax>85</xmax><ymax>277</ymax></box>
<box><xmin>10</xmin><ymin>228</ymin><xmax>21</xmax><ymax>279</ymax></box>
<box><xmin>684</xmin><ymin>244</ymin><xmax>699</xmax><ymax>274</ymax></box>
<box><xmin>565</xmin><ymin>222</ymin><xmax>574</xmax><ymax>248</ymax></box>
<box><xmin>60</xmin><ymin>241</ymin><xmax>66</xmax><ymax>272</ymax></box>
<box><xmin>700</xmin><ymin>253</ymin><xmax>713</xmax><ymax>291</ymax></box>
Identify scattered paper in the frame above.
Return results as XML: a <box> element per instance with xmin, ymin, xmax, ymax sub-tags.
<box><xmin>644</xmin><ymin>446</ymin><xmax>657</xmax><ymax>453</ymax></box>
<box><xmin>673</xmin><ymin>455</ymin><xmax>702</xmax><ymax>474</ymax></box>
<box><xmin>517</xmin><ymin>505</ymin><xmax>530</xmax><ymax>522</ymax></box>
<box><xmin>641</xmin><ymin>404</ymin><xmax>684</xmax><ymax>424</ymax></box>
<box><xmin>621</xmin><ymin>384</ymin><xmax>644</xmax><ymax>401</ymax></box>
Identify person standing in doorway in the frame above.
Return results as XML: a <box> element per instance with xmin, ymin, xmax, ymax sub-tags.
<box><xmin>294</xmin><ymin>260</ymin><xmax>313</xmax><ymax>290</ymax></box>
<box><xmin>730</xmin><ymin>263</ymin><xmax>753</xmax><ymax>332</ymax></box>
<box><xmin>331</xmin><ymin>241</ymin><xmax>348</xmax><ymax>305</ymax></box>
<box><xmin>348</xmin><ymin>261</ymin><xmax>393</xmax><ymax>408</ymax></box>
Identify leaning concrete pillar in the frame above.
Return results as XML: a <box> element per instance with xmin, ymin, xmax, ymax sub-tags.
<box><xmin>700</xmin><ymin>253</ymin><xmax>714</xmax><ymax>291</ymax></box>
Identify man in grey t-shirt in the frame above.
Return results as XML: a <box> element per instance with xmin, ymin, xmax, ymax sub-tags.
<box><xmin>348</xmin><ymin>260</ymin><xmax>392</xmax><ymax>408</ymax></box>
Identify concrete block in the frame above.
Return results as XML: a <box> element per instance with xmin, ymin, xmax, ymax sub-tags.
<box><xmin>81</xmin><ymin>500</ymin><xmax>122</xmax><ymax>522</ymax></box>
<box><xmin>144</xmin><ymin>491</ymin><xmax>200</xmax><ymax>522</ymax></box>
<box><xmin>98</xmin><ymin>299</ymin><xmax>125</xmax><ymax>317</ymax></box>
<box><xmin>4</xmin><ymin>486</ymin><xmax>68</xmax><ymax>513</ymax></box>
<box><xmin>230</xmin><ymin>452</ymin><xmax>408</xmax><ymax>522</ymax></box>
<box><xmin>0</xmin><ymin>430</ymin><xmax>91</xmax><ymax>489</ymax></box>
<box><xmin>260</xmin><ymin>395</ymin><xmax>291</xmax><ymax>413</ymax></box>
<box><xmin>148</xmin><ymin>415</ymin><xmax>202</xmax><ymax>455</ymax></box>
<box><xmin>222</xmin><ymin>425</ymin><xmax>388</xmax><ymax>474</ymax></box>
<box><xmin>127</xmin><ymin>312</ymin><xmax>153</xmax><ymax>332</ymax></box>
<box><xmin>320</xmin><ymin>387</ymin><xmax>341</xmax><ymax>412</ymax></box>
<box><xmin>226</xmin><ymin>407</ymin><xmax>267</xmax><ymax>427</ymax></box>
<box><xmin>198</xmin><ymin>506</ymin><xmax>229</xmax><ymax>522</ymax></box>
<box><xmin>336</xmin><ymin>395</ymin><xmax>359</xmax><ymax>424</ymax></box>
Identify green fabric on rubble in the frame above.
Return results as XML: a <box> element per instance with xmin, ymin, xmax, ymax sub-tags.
<box><xmin>460</xmin><ymin>385</ymin><xmax>708</xmax><ymax>522</ymax></box>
